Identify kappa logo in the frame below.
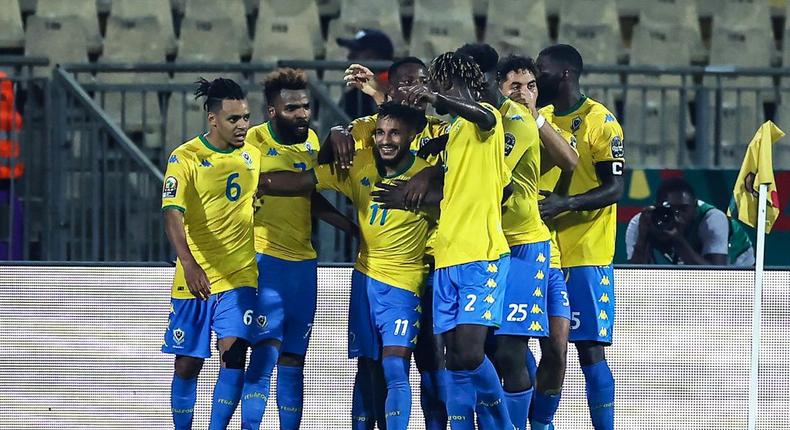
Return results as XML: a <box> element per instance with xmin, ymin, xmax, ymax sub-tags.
<box><xmin>162</xmin><ymin>176</ymin><xmax>178</xmax><ymax>198</ymax></box>
<box><xmin>510</xmin><ymin>114</ymin><xmax>524</xmax><ymax>122</ymax></box>
<box><xmin>529</xmin><ymin>321</ymin><xmax>544</xmax><ymax>331</ymax></box>
<box><xmin>256</xmin><ymin>315</ymin><xmax>268</xmax><ymax>329</ymax></box>
<box><xmin>598</xmin><ymin>309</ymin><xmax>609</xmax><ymax>320</ymax></box>
<box><xmin>482</xmin><ymin>310</ymin><xmax>493</xmax><ymax>321</ymax></box>
<box><xmin>531</xmin><ymin>304</ymin><xmax>544</xmax><ymax>314</ymax></box>
<box><xmin>483</xmin><ymin>295</ymin><xmax>495</xmax><ymax>304</ymax></box>
<box><xmin>534</xmin><ymin>270</ymin><xmax>545</xmax><ymax>280</ymax></box>
<box><xmin>536</xmin><ymin>253</ymin><xmax>546</xmax><ymax>263</ymax></box>
<box><xmin>361</xmin><ymin>177</ymin><xmax>370</xmax><ymax>187</ymax></box>
<box><xmin>600</xmin><ymin>276</ymin><xmax>611</xmax><ymax>286</ymax></box>
<box><xmin>486</xmin><ymin>278</ymin><xmax>497</xmax><ymax>288</ymax></box>
<box><xmin>168</xmin><ymin>154</ymin><xmax>179</xmax><ymax>164</ymax></box>
<box><xmin>599</xmin><ymin>293</ymin><xmax>610</xmax><ymax>303</ymax></box>
<box><xmin>173</xmin><ymin>328</ymin><xmax>185</xmax><ymax>345</ymax></box>
<box><xmin>571</xmin><ymin>116</ymin><xmax>582</xmax><ymax>133</ymax></box>
<box><xmin>610</xmin><ymin>136</ymin><xmax>624</xmax><ymax>158</ymax></box>
<box><xmin>504</xmin><ymin>132</ymin><xmax>516</xmax><ymax>156</ymax></box>
<box><xmin>604</xmin><ymin>113</ymin><xmax>615</xmax><ymax>123</ymax></box>
<box><xmin>599</xmin><ymin>327</ymin><xmax>608</xmax><ymax>337</ymax></box>
<box><xmin>532</xmin><ymin>286</ymin><xmax>543</xmax><ymax>297</ymax></box>
<box><xmin>267</xmin><ymin>148</ymin><xmax>279</xmax><ymax>157</ymax></box>
<box><xmin>200</xmin><ymin>159</ymin><xmax>213</xmax><ymax>167</ymax></box>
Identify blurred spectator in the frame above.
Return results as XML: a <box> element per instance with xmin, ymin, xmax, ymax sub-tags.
<box><xmin>626</xmin><ymin>177</ymin><xmax>755</xmax><ymax>266</ymax></box>
<box><xmin>336</xmin><ymin>29</ymin><xmax>394</xmax><ymax>118</ymax></box>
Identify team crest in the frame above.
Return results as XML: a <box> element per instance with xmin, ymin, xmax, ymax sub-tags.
<box><xmin>571</xmin><ymin>116</ymin><xmax>582</xmax><ymax>133</ymax></box>
<box><xmin>173</xmin><ymin>328</ymin><xmax>185</xmax><ymax>345</ymax></box>
<box><xmin>162</xmin><ymin>176</ymin><xmax>178</xmax><ymax>198</ymax></box>
<box><xmin>610</xmin><ymin>136</ymin><xmax>624</xmax><ymax>158</ymax></box>
<box><xmin>305</xmin><ymin>142</ymin><xmax>314</xmax><ymax>155</ymax></box>
<box><xmin>504</xmin><ymin>132</ymin><xmax>516</xmax><ymax>156</ymax></box>
<box><xmin>569</xmin><ymin>136</ymin><xmax>577</xmax><ymax>149</ymax></box>
<box><xmin>256</xmin><ymin>315</ymin><xmax>268</xmax><ymax>329</ymax></box>
<box><xmin>241</xmin><ymin>151</ymin><xmax>254</xmax><ymax>168</ymax></box>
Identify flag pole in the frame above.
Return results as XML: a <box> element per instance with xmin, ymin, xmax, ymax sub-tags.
<box><xmin>747</xmin><ymin>183</ymin><xmax>768</xmax><ymax>430</ymax></box>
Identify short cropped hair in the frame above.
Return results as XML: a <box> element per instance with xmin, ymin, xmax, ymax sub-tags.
<box><xmin>262</xmin><ymin>68</ymin><xmax>309</xmax><ymax>105</ymax></box>
<box><xmin>656</xmin><ymin>177</ymin><xmax>696</xmax><ymax>203</ymax></box>
<box><xmin>377</xmin><ymin>101</ymin><xmax>427</xmax><ymax>133</ymax></box>
<box><xmin>496</xmin><ymin>54</ymin><xmax>538</xmax><ymax>83</ymax></box>
<box><xmin>538</xmin><ymin>44</ymin><xmax>584</xmax><ymax>75</ymax></box>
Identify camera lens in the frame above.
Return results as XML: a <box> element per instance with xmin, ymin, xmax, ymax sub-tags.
<box><xmin>652</xmin><ymin>206</ymin><xmax>675</xmax><ymax>230</ymax></box>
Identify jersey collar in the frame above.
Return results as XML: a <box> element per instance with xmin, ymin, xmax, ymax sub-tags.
<box><xmin>553</xmin><ymin>95</ymin><xmax>587</xmax><ymax>117</ymax></box>
<box><xmin>376</xmin><ymin>152</ymin><xmax>416</xmax><ymax>179</ymax></box>
<box><xmin>199</xmin><ymin>134</ymin><xmax>235</xmax><ymax>154</ymax></box>
<box><xmin>266</xmin><ymin>121</ymin><xmax>284</xmax><ymax>145</ymax></box>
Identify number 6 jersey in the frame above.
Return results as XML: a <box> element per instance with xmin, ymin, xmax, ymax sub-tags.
<box><xmin>162</xmin><ymin>134</ymin><xmax>261</xmax><ymax>299</ymax></box>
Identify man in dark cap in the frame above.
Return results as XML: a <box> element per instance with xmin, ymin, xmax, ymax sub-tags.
<box><xmin>337</xmin><ymin>29</ymin><xmax>395</xmax><ymax>118</ymax></box>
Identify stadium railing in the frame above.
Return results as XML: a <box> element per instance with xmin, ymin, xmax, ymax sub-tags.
<box><xmin>1</xmin><ymin>58</ymin><xmax>789</xmax><ymax>262</ymax></box>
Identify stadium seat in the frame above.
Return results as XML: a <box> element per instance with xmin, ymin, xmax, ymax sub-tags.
<box><xmin>696</xmin><ymin>0</ymin><xmax>717</xmax><ymax>16</ymax></box>
<box><xmin>409</xmin><ymin>0</ymin><xmax>476</xmax><ymax>59</ymax></box>
<box><xmin>98</xmin><ymin>16</ymin><xmax>166</xmax><ymax>133</ymax></box>
<box><xmin>0</xmin><ymin>0</ymin><xmax>24</xmax><ymax>49</ymax></box>
<box><xmin>255</xmin><ymin>0</ymin><xmax>324</xmax><ymax>58</ymax></box>
<box><xmin>400</xmin><ymin>0</ymin><xmax>415</xmax><ymax>17</ymax></box>
<box><xmin>556</xmin><ymin>23</ymin><xmax>621</xmax><ymax>107</ymax></box>
<box><xmin>472</xmin><ymin>0</ymin><xmax>488</xmax><ymax>16</ymax></box>
<box><xmin>336</xmin><ymin>0</ymin><xmax>407</xmax><ymax>56</ymax></box>
<box><xmin>637</xmin><ymin>0</ymin><xmax>705</xmax><ymax>62</ymax></box>
<box><xmin>616</xmin><ymin>0</ymin><xmax>641</xmax><ymax>16</ymax></box>
<box><xmin>183</xmin><ymin>0</ymin><xmax>251</xmax><ymax>58</ymax></box>
<box><xmin>317</xmin><ymin>0</ymin><xmax>341</xmax><ymax>16</ymax></box>
<box><xmin>35</xmin><ymin>0</ymin><xmax>102</xmax><ymax>54</ymax></box>
<box><xmin>174</xmin><ymin>16</ymin><xmax>243</xmax><ymax>85</ymax></box>
<box><xmin>714</xmin><ymin>0</ymin><xmax>772</xmax><ymax>31</ymax></box>
<box><xmin>110</xmin><ymin>0</ymin><xmax>177</xmax><ymax>56</ymax></box>
<box><xmin>559</xmin><ymin>0</ymin><xmax>619</xmax><ymax>27</ymax></box>
<box><xmin>24</xmin><ymin>16</ymin><xmax>89</xmax><ymax>78</ymax></box>
<box><xmin>483</xmin><ymin>0</ymin><xmax>550</xmax><ymax>57</ymax></box>
<box><xmin>165</xmin><ymin>92</ymin><xmax>208</xmax><ymax>156</ymax></box>
<box><xmin>19</xmin><ymin>0</ymin><xmax>37</xmax><ymax>13</ymax></box>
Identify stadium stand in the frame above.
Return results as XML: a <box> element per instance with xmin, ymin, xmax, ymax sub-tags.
<box><xmin>0</xmin><ymin>0</ymin><xmax>25</xmax><ymax>50</ymax></box>
<box><xmin>638</xmin><ymin>0</ymin><xmax>705</xmax><ymax>63</ymax></box>
<box><xmin>34</xmin><ymin>0</ymin><xmax>102</xmax><ymax>55</ymax></box>
<box><xmin>409</xmin><ymin>0</ymin><xmax>476</xmax><ymax>59</ymax></box>
<box><xmin>483</xmin><ymin>0</ymin><xmax>550</xmax><ymax>58</ymax></box>
<box><xmin>18</xmin><ymin>0</ymin><xmax>36</xmax><ymax>13</ymax></box>
<box><xmin>97</xmin><ymin>15</ymin><xmax>166</xmax><ymax>133</ymax></box>
<box><xmin>254</xmin><ymin>0</ymin><xmax>324</xmax><ymax>59</ymax></box>
<box><xmin>24</xmin><ymin>16</ymin><xmax>89</xmax><ymax>79</ymax></box>
<box><xmin>335</xmin><ymin>0</ymin><xmax>407</xmax><ymax>57</ymax></box>
<box><xmin>317</xmin><ymin>0</ymin><xmax>341</xmax><ymax>17</ymax></box>
<box><xmin>183</xmin><ymin>0</ymin><xmax>252</xmax><ymax>58</ymax></box>
<box><xmin>110</xmin><ymin>0</ymin><xmax>177</xmax><ymax>56</ymax></box>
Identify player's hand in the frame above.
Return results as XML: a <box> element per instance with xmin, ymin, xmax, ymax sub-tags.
<box><xmin>538</xmin><ymin>190</ymin><xmax>569</xmax><ymax>220</ymax></box>
<box><xmin>344</xmin><ymin>64</ymin><xmax>384</xmax><ymax>99</ymax></box>
<box><xmin>399</xmin><ymin>84</ymin><xmax>438</xmax><ymax>107</ymax></box>
<box><xmin>638</xmin><ymin>206</ymin><xmax>655</xmax><ymax>237</ymax></box>
<box><xmin>417</xmin><ymin>135</ymin><xmax>448</xmax><ymax>159</ymax></box>
<box><xmin>370</xmin><ymin>180</ymin><xmax>408</xmax><ymax>210</ymax></box>
<box><xmin>329</xmin><ymin>126</ymin><xmax>356</xmax><ymax>170</ymax></box>
<box><xmin>399</xmin><ymin>169</ymin><xmax>436</xmax><ymax>210</ymax></box>
<box><xmin>183</xmin><ymin>260</ymin><xmax>211</xmax><ymax>300</ymax></box>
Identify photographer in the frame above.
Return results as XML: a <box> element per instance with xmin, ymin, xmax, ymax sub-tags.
<box><xmin>626</xmin><ymin>177</ymin><xmax>755</xmax><ymax>266</ymax></box>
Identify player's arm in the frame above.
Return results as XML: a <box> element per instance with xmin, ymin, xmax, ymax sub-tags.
<box><xmin>372</xmin><ymin>165</ymin><xmax>445</xmax><ymax>211</ymax></box>
<box><xmin>344</xmin><ymin>64</ymin><xmax>387</xmax><ymax>106</ymax></box>
<box><xmin>539</xmin><ymin>161</ymin><xmax>624</xmax><ymax>219</ymax></box>
<box><xmin>400</xmin><ymin>85</ymin><xmax>496</xmax><ymax>131</ymax></box>
<box><xmin>163</xmin><ymin>209</ymin><xmax>211</xmax><ymax>300</ymax></box>
<box><xmin>317</xmin><ymin>125</ymin><xmax>354</xmax><ymax>167</ymax></box>
<box><xmin>669</xmin><ymin>211</ymin><xmax>729</xmax><ymax>265</ymax></box>
<box><xmin>258</xmin><ymin>170</ymin><xmax>317</xmax><ymax>196</ymax></box>
<box><xmin>311</xmin><ymin>191</ymin><xmax>360</xmax><ymax>240</ymax></box>
<box><xmin>539</xmin><ymin>123</ymin><xmax>578</xmax><ymax>173</ymax></box>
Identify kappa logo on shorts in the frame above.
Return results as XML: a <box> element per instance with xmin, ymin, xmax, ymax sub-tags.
<box><xmin>482</xmin><ymin>310</ymin><xmax>493</xmax><ymax>321</ymax></box>
<box><xmin>173</xmin><ymin>328</ymin><xmax>185</xmax><ymax>345</ymax></box>
<box><xmin>256</xmin><ymin>315</ymin><xmax>268</xmax><ymax>329</ymax></box>
<box><xmin>486</xmin><ymin>263</ymin><xmax>498</xmax><ymax>273</ymax></box>
<box><xmin>483</xmin><ymin>295</ymin><xmax>495</xmax><ymax>304</ymax></box>
<box><xmin>162</xmin><ymin>176</ymin><xmax>178</xmax><ymax>198</ymax></box>
<box><xmin>600</xmin><ymin>276</ymin><xmax>611</xmax><ymax>286</ymax></box>
<box><xmin>534</xmin><ymin>270</ymin><xmax>545</xmax><ymax>280</ymax></box>
<box><xmin>530</xmin><ymin>304</ymin><xmax>544</xmax><ymax>314</ymax></box>
<box><xmin>599</xmin><ymin>327</ymin><xmax>608</xmax><ymax>337</ymax></box>
<box><xmin>532</xmin><ymin>286</ymin><xmax>543</xmax><ymax>297</ymax></box>
<box><xmin>486</xmin><ymin>278</ymin><xmax>497</xmax><ymax>288</ymax></box>
<box><xmin>528</xmin><ymin>321</ymin><xmax>544</xmax><ymax>331</ymax></box>
<box><xmin>598</xmin><ymin>310</ymin><xmax>609</xmax><ymax>320</ymax></box>
<box><xmin>536</xmin><ymin>253</ymin><xmax>546</xmax><ymax>263</ymax></box>
<box><xmin>599</xmin><ymin>293</ymin><xmax>610</xmax><ymax>303</ymax></box>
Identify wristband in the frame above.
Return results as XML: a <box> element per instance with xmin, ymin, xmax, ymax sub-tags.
<box><xmin>535</xmin><ymin>114</ymin><xmax>546</xmax><ymax>129</ymax></box>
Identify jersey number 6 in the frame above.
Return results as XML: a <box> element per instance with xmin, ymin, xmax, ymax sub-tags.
<box><xmin>226</xmin><ymin>173</ymin><xmax>242</xmax><ymax>201</ymax></box>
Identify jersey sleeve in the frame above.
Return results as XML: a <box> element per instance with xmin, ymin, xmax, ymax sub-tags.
<box><xmin>698</xmin><ymin>209</ymin><xmax>729</xmax><ymax>256</ymax></box>
<box><xmin>350</xmin><ymin>115</ymin><xmax>377</xmax><ymax>150</ymax></box>
<box><xmin>161</xmin><ymin>150</ymin><xmax>193</xmax><ymax>212</ymax></box>
<box><xmin>625</xmin><ymin>213</ymin><xmax>641</xmax><ymax>260</ymax></box>
<box><xmin>313</xmin><ymin>162</ymin><xmax>353</xmax><ymax>197</ymax></box>
<box><xmin>589</xmin><ymin>114</ymin><xmax>625</xmax><ymax>163</ymax></box>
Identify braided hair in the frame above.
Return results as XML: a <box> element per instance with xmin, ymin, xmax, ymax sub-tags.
<box><xmin>194</xmin><ymin>77</ymin><xmax>246</xmax><ymax>112</ymax></box>
<box><xmin>428</xmin><ymin>51</ymin><xmax>487</xmax><ymax>97</ymax></box>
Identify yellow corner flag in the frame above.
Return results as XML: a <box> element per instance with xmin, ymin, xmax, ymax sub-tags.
<box><xmin>727</xmin><ymin>121</ymin><xmax>783</xmax><ymax>233</ymax></box>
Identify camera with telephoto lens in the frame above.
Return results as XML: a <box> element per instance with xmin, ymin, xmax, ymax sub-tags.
<box><xmin>652</xmin><ymin>205</ymin><xmax>676</xmax><ymax>230</ymax></box>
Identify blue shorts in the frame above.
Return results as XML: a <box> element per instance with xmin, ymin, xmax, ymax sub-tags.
<box><xmin>433</xmin><ymin>255</ymin><xmax>510</xmax><ymax>335</ymax></box>
<box><xmin>563</xmin><ymin>265</ymin><xmax>615</xmax><ymax>344</ymax></box>
<box><xmin>497</xmin><ymin>242</ymin><xmax>550</xmax><ymax>337</ymax></box>
<box><xmin>547</xmin><ymin>267</ymin><xmax>571</xmax><ymax>320</ymax></box>
<box><xmin>250</xmin><ymin>253</ymin><xmax>318</xmax><ymax>355</ymax></box>
<box><xmin>162</xmin><ymin>286</ymin><xmax>257</xmax><ymax>358</ymax></box>
<box><xmin>348</xmin><ymin>270</ymin><xmax>422</xmax><ymax>360</ymax></box>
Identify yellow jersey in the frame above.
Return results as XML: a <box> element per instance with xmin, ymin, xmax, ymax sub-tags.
<box><xmin>162</xmin><ymin>135</ymin><xmax>260</xmax><ymax>299</ymax></box>
<box><xmin>500</xmin><ymin>99</ymin><xmax>551</xmax><ymax>248</ymax></box>
<box><xmin>245</xmin><ymin>122</ymin><xmax>320</xmax><ymax>261</ymax></box>
<box><xmin>540</xmin><ymin>96</ymin><xmax>625</xmax><ymax>267</ymax></box>
<box><xmin>350</xmin><ymin>113</ymin><xmax>448</xmax><ymax>165</ymax></box>
<box><xmin>538</xmin><ymin>121</ymin><xmax>577</xmax><ymax>269</ymax></box>
<box><xmin>314</xmin><ymin>148</ymin><xmax>434</xmax><ymax>294</ymax></box>
<box><xmin>435</xmin><ymin>102</ymin><xmax>511</xmax><ymax>269</ymax></box>
<box><xmin>351</xmin><ymin>113</ymin><xmax>447</xmax><ymax>262</ymax></box>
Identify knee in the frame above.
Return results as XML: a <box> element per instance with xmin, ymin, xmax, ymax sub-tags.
<box><xmin>543</xmin><ymin>336</ymin><xmax>568</xmax><ymax>366</ymax></box>
<box><xmin>382</xmin><ymin>356</ymin><xmax>410</xmax><ymax>389</ymax></box>
<box><xmin>174</xmin><ymin>356</ymin><xmax>204</xmax><ymax>379</ymax></box>
<box><xmin>492</xmin><ymin>347</ymin><xmax>522</xmax><ymax>377</ymax></box>
<box><xmin>448</xmin><ymin>347</ymin><xmax>484</xmax><ymax>371</ymax></box>
<box><xmin>576</xmin><ymin>341</ymin><xmax>605</xmax><ymax>366</ymax></box>
<box><xmin>221</xmin><ymin>339</ymin><xmax>249</xmax><ymax>369</ymax></box>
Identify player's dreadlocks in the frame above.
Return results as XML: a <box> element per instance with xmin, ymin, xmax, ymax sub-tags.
<box><xmin>428</xmin><ymin>51</ymin><xmax>487</xmax><ymax>96</ymax></box>
<box><xmin>262</xmin><ymin>68</ymin><xmax>309</xmax><ymax>105</ymax></box>
<box><xmin>194</xmin><ymin>77</ymin><xmax>246</xmax><ymax>113</ymax></box>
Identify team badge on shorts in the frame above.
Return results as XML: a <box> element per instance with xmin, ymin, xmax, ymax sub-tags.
<box><xmin>173</xmin><ymin>328</ymin><xmax>185</xmax><ymax>345</ymax></box>
<box><xmin>162</xmin><ymin>176</ymin><xmax>178</xmax><ymax>198</ymax></box>
<box><xmin>256</xmin><ymin>315</ymin><xmax>268</xmax><ymax>329</ymax></box>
